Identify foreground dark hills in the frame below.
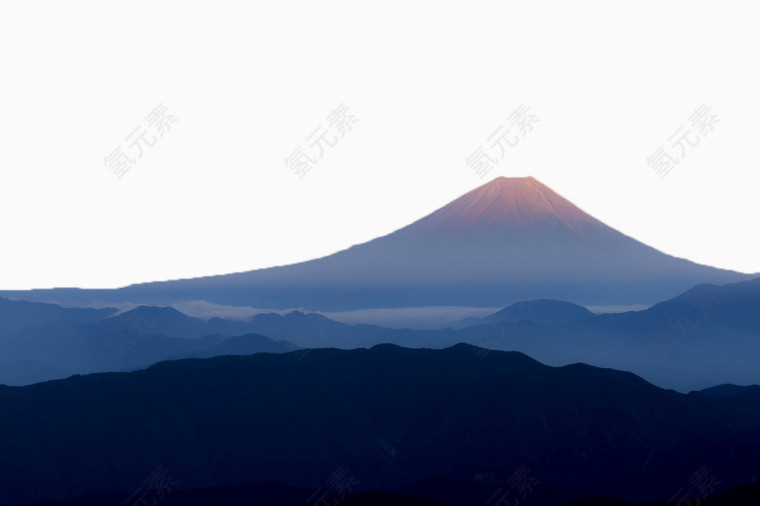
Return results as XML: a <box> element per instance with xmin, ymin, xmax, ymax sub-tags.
<box><xmin>23</xmin><ymin>480</ymin><xmax>760</xmax><ymax>506</ymax></box>
<box><xmin>1</xmin><ymin>345</ymin><xmax>759</xmax><ymax>505</ymax></box>
<box><xmin>25</xmin><ymin>482</ymin><xmax>455</xmax><ymax>506</ymax></box>
<box><xmin>563</xmin><ymin>481</ymin><xmax>760</xmax><ymax>506</ymax></box>
<box><xmin>0</xmin><ymin>177</ymin><xmax>750</xmax><ymax>310</ymax></box>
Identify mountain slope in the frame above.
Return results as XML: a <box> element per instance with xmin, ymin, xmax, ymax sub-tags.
<box><xmin>457</xmin><ymin>277</ymin><xmax>760</xmax><ymax>391</ymax></box>
<box><xmin>164</xmin><ymin>333</ymin><xmax>298</xmax><ymax>360</ymax></box>
<box><xmin>21</xmin><ymin>478</ymin><xmax>760</xmax><ymax>506</ymax></box>
<box><xmin>1</xmin><ymin>345</ymin><xmax>759</xmax><ymax>505</ymax></box>
<box><xmin>25</xmin><ymin>484</ymin><xmax>455</xmax><ymax>506</ymax></box>
<box><xmin>0</xmin><ymin>297</ymin><xmax>117</xmax><ymax>331</ymax></box>
<box><xmin>0</xmin><ymin>305</ymin><xmax>300</xmax><ymax>385</ymax></box>
<box><xmin>4</xmin><ymin>278</ymin><xmax>760</xmax><ymax>390</ymax></box>
<box><xmin>457</xmin><ymin>299</ymin><xmax>596</xmax><ymax>327</ymax></box>
<box><xmin>0</xmin><ymin>177</ymin><xmax>750</xmax><ymax>310</ymax></box>
<box><xmin>699</xmin><ymin>384</ymin><xmax>760</xmax><ymax>399</ymax></box>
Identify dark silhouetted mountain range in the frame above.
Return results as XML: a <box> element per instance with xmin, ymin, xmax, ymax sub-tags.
<box><xmin>1</xmin><ymin>344</ymin><xmax>759</xmax><ymax>505</ymax></box>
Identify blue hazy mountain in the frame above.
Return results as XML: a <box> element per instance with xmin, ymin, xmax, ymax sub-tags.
<box><xmin>96</xmin><ymin>305</ymin><xmax>256</xmax><ymax>338</ymax></box>
<box><xmin>164</xmin><ymin>333</ymin><xmax>299</xmax><ymax>360</ymax></box>
<box><xmin>0</xmin><ymin>304</ymin><xmax>298</xmax><ymax>385</ymax></box>
<box><xmin>456</xmin><ymin>278</ymin><xmax>760</xmax><ymax>391</ymax></box>
<box><xmin>2</xmin><ymin>344</ymin><xmax>759</xmax><ymax>505</ymax></box>
<box><xmin>455</xmin><ymin>299</ymin><xmax>596</xmax><ymax>327</ymax></box>
<box><xmin>0</xmin><ymin>177</ymin><xmax>751</xmax><ymax>311</ymax></box>
<box><xmin>0</xmin><ymin>297</ymin><xmax>117</xmax><ymax>331</ymax></box>
<box><xmin>3</xmin><ymin>278</ymin><xmax>760</xmax><ymax>390</ymax></box>
<box><xmin>241</xmin><ymin>278</ymin><xmax>760</xmax><ymax>391</ymax></box>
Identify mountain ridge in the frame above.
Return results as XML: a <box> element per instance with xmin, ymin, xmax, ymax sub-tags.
<box><xmin>401</xmin><ymin>176</ymin><xmax>602</xmax><ymax>236</ymax></box>
<box><xmin>1</xmin><ymin>344</ymin><xmax>759</xmax><ymax>505</ymax></box>
<box><xmin>0</xmin><ymin>177</ymin><xmax>751</xmax><ymax>310</ymax></box>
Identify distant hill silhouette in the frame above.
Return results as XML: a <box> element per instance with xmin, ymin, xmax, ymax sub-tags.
<box><xmin>165</xmin><ymin>333</ymin><xmax>298</xmax><ymax>360</ymax></box>
<box><xmin>448</xmin><ymin>278</ymin><xmax>760</xmax><ymax>391</ymax></box>
<box><xmin>455</xmin><ymin>299</ymin><xmax>595</xmax><ymax>327</ymax></box>
<box><xmin>699</xmin><ymin>383</ymin><xmax>760</xmax><ymax>398</ymax></box>
<box><xmin>0</xmin><ymin>297</ymin><xmax>117</xmax><ymax>331</ymax></box>
<box><xmin>0</xmin><ymin>303</ymin><xmax>298</xmax><ymax>385</ymax></box>
<box><xmin>3</xmin><ymin>278</ymin><xmax>760</xmax><ymax>390</ymax></box>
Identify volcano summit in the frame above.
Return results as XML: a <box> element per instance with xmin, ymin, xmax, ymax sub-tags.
<box><xmin>3</xmin><ymin>177</ymin><xmax>750</xmax><ymax>310</ymax></box>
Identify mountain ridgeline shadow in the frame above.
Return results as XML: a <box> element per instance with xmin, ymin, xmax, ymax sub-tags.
<box><xmin>1</xmin><ymin>344</ymin><xmax>760</xmax><ymax>505</ymax></box>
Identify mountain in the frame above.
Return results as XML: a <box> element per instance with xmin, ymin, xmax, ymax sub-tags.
<box><xmin>455</xmin><ymin>277</ymin><xmax>760</xmax><ymax>391</ymax></box>
<box><xmin>4</xmin><ymin>278</ymin><xmax>760</xmax><ymax>390</ymax></box>
<box><xmin>401</xmin><ymin>476</ymin><xmax>760</xmax><ymax>506</ymax></box>
<box><xmin>225</xmin><ymin>278</ymin><xmax>760</xmax><ymax>391</ymax></box>
<box><xmin>699</xmin><ymin>384</ymin><xmax>760</xmax><ymax>399</ymax></box>
<box><xmin>165</xmin><ymin>333</ymin><xmax>298</xmax><ymax>360</ymax></box>
<box><xmin>562</xmin><ymin>481</ymin><xmax>760</xmax><ymax>506</ymax></box>
<box><xmin>0</xmin><ymin>297</ymin><xmax>117</xmax><ymax>331</ymax></box>
<box><xmin>96</xmin><ymin>305</ymin><xmax>255</xmax><ymax>338</ymax></box>
<box><xmin>0</xmin><ymin>304</ymin><xmax>300</xmax><ymax>385</ymax></box>
<box><xmin>456</xmin><ymin>299</ymin><xmax>596</xmax><ymax>327</ymax></box>
<box><xmin>640</xmin><ymin>277</ymin><xmax>760</xmax><ymax>333</ymax></box>
<box><xmin>21</xmin><ymin>478</ymin><xmax>760</xmax><ymax>506</ymax></box>
<box><xmin>0</xmin><ymin>300</ymin><xmax>395</xmax><ymax>385</ymax></box>
<box><xmin>0</xmin><ymin>359</ymin><xmax>68</xmax><ymax>386</ymax></box>
<box><xmin>1</xmin><ymin>345</ymin><xmax>759</xmax><ymax>505</ymax></box>
<box><xmin>0</xmin><ymin>177</ymin><xmax>750</xmax><ymax>311</ymax></box>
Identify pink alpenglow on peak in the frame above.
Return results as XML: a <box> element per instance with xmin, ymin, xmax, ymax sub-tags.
<box><xmin>407</xmin><ymin>177</ymin><xmax>601</xmax><ymax>236</ymax></box>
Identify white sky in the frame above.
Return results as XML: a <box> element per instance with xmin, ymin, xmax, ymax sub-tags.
<box><xmin>1</xmin><ymin>1</ymin><xmax>758</xmax><ymax>290</ymax></box>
